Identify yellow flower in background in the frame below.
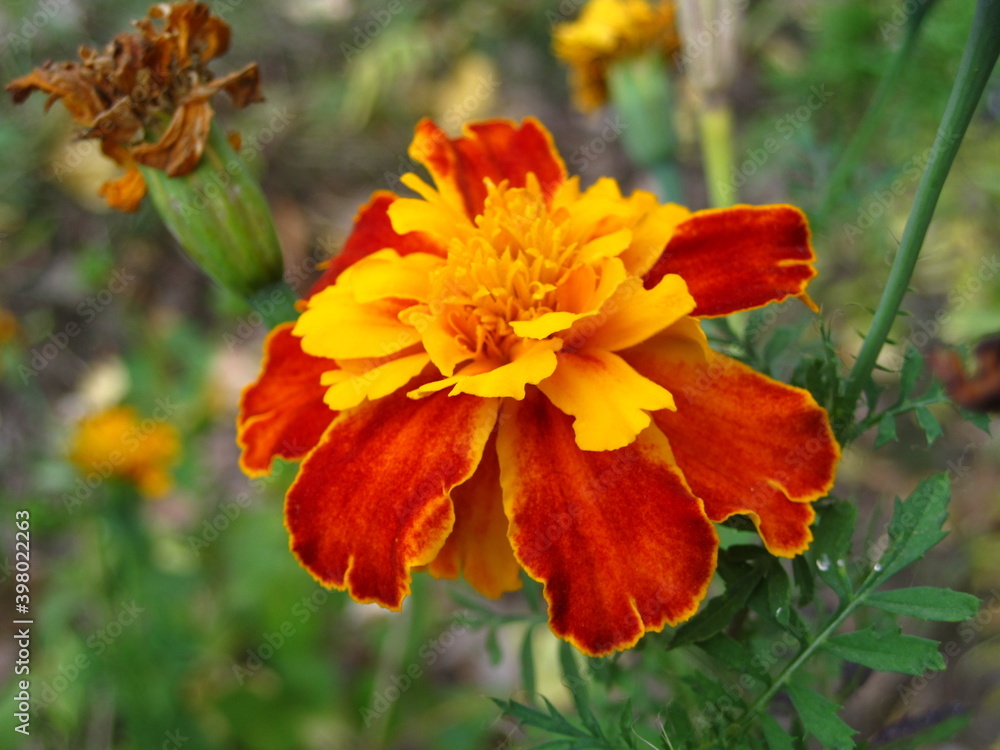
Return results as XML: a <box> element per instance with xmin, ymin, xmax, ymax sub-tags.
<box><xmin>69</xmin><ymin>406</ymin><xmax>180</xmax><ymax>498</ymax></box>
<box><xmin>554</xmin><ymin>0</ymin><xmax>679</xmax><ymax>112</ymax></box>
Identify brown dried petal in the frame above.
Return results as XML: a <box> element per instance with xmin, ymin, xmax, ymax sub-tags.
<box><xmin>132</xmin><ymin>98</ymin><xmax>213</xmax><ymax>176</ymax></box>
<box><xmin>6</xmin><ymin>63</ymin><xmax>106</xmax><ymax>124</ymax></box>
<box><xmin>88</xmin><ymin>97</ymin><xmax>145</xmax><ymax>150</ymax></box>
<box><xmin>211</xmin><ymin>64</ymin><xmax>264</xmax><ymax>109</ymax></box>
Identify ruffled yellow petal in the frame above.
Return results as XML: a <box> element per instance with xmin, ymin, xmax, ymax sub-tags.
<box><xmin>341</xmin><ymin>249</ymin><xmax>442</xmax><ymax>304</ymax></box>
<box><xmin>538</xmin><ymin>348</ymin><xmax>675</xmax><ymax>450</ymax></box>
<box><xmin>321</xmin><ymin>352</ymin><xmax>431</xmax><ymax>410</ymax></box>
<box><xmin>294</xmin><ymin>285</ymin><xmax>419</xmax><ymax>360</ymax></box>
<box><xmin>409</xmin><ymin>338</ymin><xmax>563</xmax><ymax>400</ymax></box>
<box><xmin>574</xmin><ymin>272</ymin><xmax>694</xmax><ymax>352</ymax></box>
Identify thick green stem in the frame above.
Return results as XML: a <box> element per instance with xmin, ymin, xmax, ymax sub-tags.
<box><xmin>819</xmin><ymin>0</ymin><xmax>937</xmax><ymax>218</ymax></box>
<box><xmin>839</xmin><ymin>0</ymin><xmax>1000</xmax><ymax>426</ymax></box>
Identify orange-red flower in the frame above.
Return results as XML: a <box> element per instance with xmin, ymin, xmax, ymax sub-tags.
<box><xmin>7</xmin><ymin>1</ymin><xmax>262</xmax><ymax>212</ymax></box>
<box><xmin>237</xmin><ymin>118</ymin><xmax>840</xmax><ymax>655</ymax></box>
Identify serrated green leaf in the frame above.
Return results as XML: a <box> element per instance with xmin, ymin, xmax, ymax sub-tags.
<box><xmin>520</xmin><ymin>626</ymin><xmax>537</xmax><ymax>699</ymax></box>
<box><xmin>898</xmin><ymin>347</ymin><xmax>924</xmax><ymax>398</ymax></box>
<box><xmin>914</xmin><ymin>406</ymin><xmax>943</xmax><ymax>445</ymax></box>
<box><xmin>671</xmin><ymin>566</ymin><xmax>765</xmax><ymax>648</ymax></box>
<box><xmin>866</xmin><ymin>587</ymin><xmax>979</xmax><ymax>621</ymax></box>
<box><xmin>759</xmin><ymin>711</ymin><xmax>795</xmax><ymax>750</ymax></box>
<box><xmin>786</xmin><ymin>682</ymin><xmax>855</xmax><ymax>750</ymax></box>
<box><xmin>813</xmin><ymin>501</ymin><xmax>857</xmax><ymax>601</ymax></box>
<box><xmin>698</xmin><ymin>633</ymin><xmax>753</xmax><ymax>674</ymax></box>
<box><xmin>824</xmin><ymin>626</ymin><xmax>944</xmax><ymax>675</ymax></box>
<box><xmin>492</xmin><ymin>698</ymin><xmax>586</xmax><ymax>738</ymax></box>
<box><xmin>875</xmin><ymin>412</ymin><xmax>898</xmax><ymax>447</ymax></box>
<box><xmin>559</xmin><ymin>641</ymin><xmax>602</xmax><ymax>737</ymax></box>
<box><xmin>872</xmin><ymin>474</ymin><xmax>950</xmax><ymax>585</ymax></box>
<box><xmin>955</xmin><ymin>405</ymin><xmax>992</xmax><ymax>433</ymax></box>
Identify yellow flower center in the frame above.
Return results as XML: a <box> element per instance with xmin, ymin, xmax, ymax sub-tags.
<box><xmin>429</xmin><ymin>179</ymin><xmax>577</xmax><ymax>362</ymax></box>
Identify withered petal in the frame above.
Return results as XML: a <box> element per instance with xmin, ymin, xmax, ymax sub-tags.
<box><xmin>132</xmin><ymin>99</ymin><xmax>213</xmax><ymax>177</ymax></box>
<box><xmin>6</xmin><ymin>63</ymin><xmax>106</xmax><ymax>124</ymax></box>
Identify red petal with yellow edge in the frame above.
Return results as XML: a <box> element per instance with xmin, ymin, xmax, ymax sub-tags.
<box><xmin>624</xmin><ymin>341</ymin><xmax>839</xmax><ymax>556</ymax></box>
<box><xmin>428</xmin><ymin>434</ymin><xmax>522</xmax><ymax>599</ymax></box>
<box><xmin>308</xmin><ymin>192</ymin><xmax>446</xmax><ymax>299</ymax></box>
<box><xmin>286</xmin><ymin>381</ymin><xmax>500</xmax><ymax>609</ymax></box>
<box><xmin>237</xmin><ymin>323</ymin><xmax>336</xmax><ymax>476</ymax></box>
<box><xmin>644</xmin><ymin>204</ymin><xmax>817</xmax><ymax>318</ymax></box>
<box><xmin>409</xmin><ymin>118</ymin><xmax>567</xmax><ymax>219</ymax></box>
<box><xmin>497</xmin><ymin>388</ymin><xmax>718</xmax><ymax>655</ymax></box>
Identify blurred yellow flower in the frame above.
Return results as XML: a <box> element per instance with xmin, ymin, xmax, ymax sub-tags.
<box><xmin>69</xmin><ymin>406</ymin><xmax>180</xmax><ymax>498</ymax></box>
<box><xmin>553</xmin><ymin>0</ymin><xmax>679</xmax><ymax>112</ymax></box>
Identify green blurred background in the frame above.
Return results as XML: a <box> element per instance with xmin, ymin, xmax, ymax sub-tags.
<box><xmin>1</xmin><ymin>0</ymin><xmax>999</xmax><ymax>747</ymax></box>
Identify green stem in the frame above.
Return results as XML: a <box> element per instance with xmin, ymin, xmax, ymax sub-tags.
<box><xmin>839</xmin><ymin>0</ymin><xmax>1000</xmax><ymax>428</ymax></box>
<box><xmin>818</xmin><ymin>0</ymin><xmax>937</xmax><ymax>219</ymax></box>
<box><xmin>700</xmin><ymin>102</ymin><xmax>736</xmax><ymax>207</ymax></box>
<box><xmin>739</xmin><ymin>571</ymin><xmax>879</xmax><ymax>729</ymax></box>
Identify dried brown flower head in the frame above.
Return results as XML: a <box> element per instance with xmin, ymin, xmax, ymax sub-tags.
<box><xmin>7</xmin><ymin>1</ymin><xmax>263</xmax><ymax>211</ymax></box>
<box><xmin>929</xmin><ymin>335</ymin><xmax>1000</xmax><ymax>413</ymax></box>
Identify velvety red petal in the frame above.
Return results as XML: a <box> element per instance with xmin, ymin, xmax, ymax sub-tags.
<box><xmin>497</xmin><ymin>388</ymin><xmax>718</xmax><ymax>655</ymax></box>
<box><xmin>285</xmin><ymin>381</ymin><xmax>500</xmax><ymax>609</ymax></box>
<box><xmin>644</xmin><ymin>204</ymin><xmax>817</xmax><ymax>317</ymax></box>
<box><xmin>237</xmin><ymin>323</ymin><xmax>336</xmax><ymax>476</ymax></box>
<box><xmin>427</xmin><ymin>434</ymin><xmax>523</xmax><ymax>598</ymax></box>
<box><xmin>624</xmin><ymin>342</ymin><xmax>840</xmax><ymax>556</ymax></box>
<box><xmin>307</xmin><ymin>191</ymin><xmax>446</xmax><ymax>299</ymax></box>
<box><xmin>410</xmin><ymin>118</ymin><xmax>567</xmax><ymax>219</ymax></box>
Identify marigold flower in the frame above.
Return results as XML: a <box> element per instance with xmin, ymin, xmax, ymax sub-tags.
<box><xmin>70</xmin><ymin>406</ymin><xmax>180</xmax><ymax>498</ymax></box>
<box><xmin>553</xmin><ymin>0</ymin><xmax>679</xmax><ymax>112</ymax></box>
<box><xmin>7</xmin><ymin>1</ymin><xmax>262</xmax><ymax>212</ymax></box>
<box><xmin>237</xmin><ymin>118</ymin><xmax>840</xmax><ymax>655</ymax></box>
